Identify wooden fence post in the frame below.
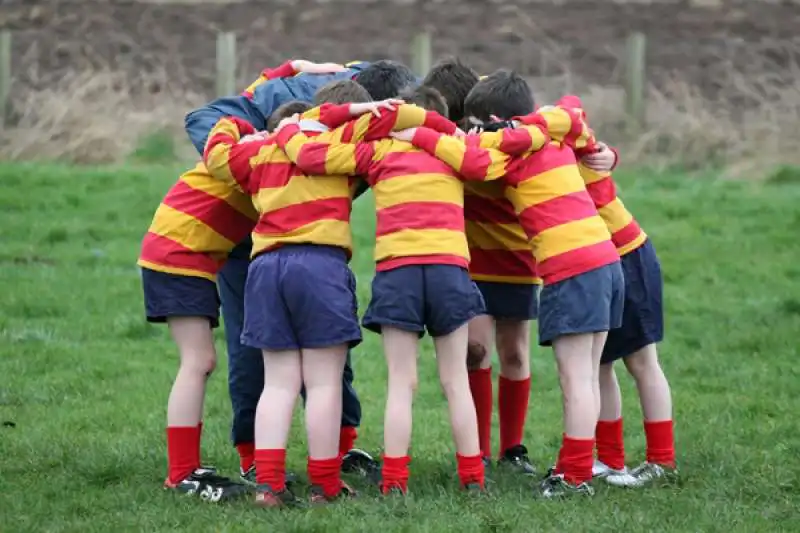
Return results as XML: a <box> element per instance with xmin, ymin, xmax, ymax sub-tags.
<box><xmin>0</xmin><ymin>30</ymin><xmax>11</xmax><ymax>127</ymax></box>
<box><xmin>625</xmin><ymin>32</ymin><xmax>646</xmax><ymax>133</ymax></box>
<box><xmin>216</xmin><ymin>32</ymin><xmax>237</xmax><ymax>97</ymax></box>
<box><xmin>411</xmin><ymin>31</ymin><xmax>432</xmax><ymax>78</ymax></box>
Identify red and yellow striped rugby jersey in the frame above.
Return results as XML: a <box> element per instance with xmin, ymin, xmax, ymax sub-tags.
<box><xmin>204</xmin><ymin>117</ymin><xmax>355</xmax><ymax>258</ymax></box>
<box><xmin>408</xmin><ymin>125</ymin><xmax>620</xmax><ymax>285</ymax></box>
<box><xmin>201</xmin><ymin>105</ymin><xmax>458</xmax><ymax>259</ymax></box>
<box><xmin>138</xmin><ymin>162</ymin><xmax>260</xmax><ymax>281</ymax></box>
<box><xmin>138</xmin><ymin>63</ymin><xmax>301</xmax><ymax>280</ymax></box>
<box><xmin>460</xmin><ymin>103</ymin><xmax>607</xmax><ymax>286</ymax></box>
<box><xmin>524</xmin><ymin>96</ymin><xmax>647</xmax><ymax>256</ymax></box>
<box><xmin>463</xmin><ymin>180</ymin><xmax>541</xmax><ymax>284</ymax></box>
<box><xmin>273</xmin><ymin>120</ymin><xmax>548</xmax><ymax>272</ymax></box>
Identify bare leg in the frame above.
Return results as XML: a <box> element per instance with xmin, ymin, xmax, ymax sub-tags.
<box><xmin>255</xmin><ymin>349</ymin><xmax>301</xmax><ymax>450</ymax></box>
<box><xmin>598</xmin><ymin>363</ymin><xmax>622</xmax><ymax>421</ymax></box>
<box><xmin>302</xmin><ymin>344</ymin><xmax>348</xmax><ymax>460</ymax></box>
<box><xmin>553</xmin><ymin>333</ymin><xmax>597</xmax><ymax>439</ymax></box>
<box><xmin>167</xmin><ymin>317</ymin><xmax>217</xmax><ymax>427</ymax></box>
<box><xmin>434</xmin><ymin>324</ymin><xmax>481</xmax><ymax>457</ymax></box>
<box><xmin>467</xmin><ymin>315</ymin><xmax>494</xmax><ymax>371</ymax></box>
<box><xmin>623</xmin><ymin>344</ymin><xmax>672</xmax><ymax>421</ymax></box>
<box><xmin>495</xmin><ymin>320</ymin><xmax>530</xmax><ymax>381</ymax></box>
<box><xmin>466</xmin><ymin>315</ymin><xmax>494</xmax><ymax>459</ymax></box>
<box><xmin>382</xmin><ymin>327</ymin><xmax>419</xmax><ymax>457</ymax></box>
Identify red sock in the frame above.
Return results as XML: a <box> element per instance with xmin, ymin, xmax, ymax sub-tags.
<box><xmin>339</xmin><ymin>426</ymin><xmax>357</xmax><ymax>456</ymax></box>
<box><xmin>468</xmin><ymin>367</ymin><xmax>493</xmax><ymax>459</ymax></box>
<box><xmin>498</xmin><ymin>375</ymin><xmax>530</xmax><ymax>456</ymax></box>
<box><xmin>644</xmin><ymin>420</ymin><xmax>675</xmax><ymax>467</ymax></box>
<box><xmin>254</xmin><ymin>449</ymin><xmax>286</xmax><ymax>491</ymax></box>
<box><xmin>595</xmin><ymin>418</ymin><xmax>625</xmax><ymax>470</ymax></box>
<box><xmin>456</xmin><ymin>453</ymin><xmax>485</xmax><ymax>488</ymax></box>
<box><xmin>236</xmin><ymin>442</ymin><xmax>255</xmax><ymax>472</ymax></box>
<box><xmin>166</xmin><ymin>426</ymin><xmax>201</xmax><ymax>484</ymax></box>
<box><xmin>308</xmin><ymin>456</ymin><xmax>343</xmax><ymax>497</ymax></box>
<box><xmin>196</xmin><ymin>422</ymin><xmax>203</xmax><ymax>466</ymax></box>
<box><xmin>554</xmin><ymin>435</ymin><xmax>594</xmax><ymax>485</ymax></box>
<box><xmin>381</xmin><ymin>455</ymin><xmax>411</xmax><ymax>494</ymax></box>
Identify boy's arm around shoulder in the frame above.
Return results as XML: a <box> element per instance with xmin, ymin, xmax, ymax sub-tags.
<box><xmin>274</xmin><ymin>124</ymin><xmax>375</xmax><ymax>177</ymax></box>
<box><xmin>301</xmin><ymin>102</ymin><xmax>458</xmax><ymax>142</ymax></box>
<box><xmin>203</xmin><ymin>117</ymin><xmax>261</xmax><ymax>193</ymax></box>
<box><xmin>516</xmin><ymin>95</ymin><xmax>598</xmax><ymax>156</ymax></box>
<box><xmin>475</xmin><ymin>117</ymin><xmax>550</xmax><ymax>156</ymax></box>
<box><xmin>403</xmin><ymin>128</ymin><xmax>512</xmax><ymax>182</ymax></box>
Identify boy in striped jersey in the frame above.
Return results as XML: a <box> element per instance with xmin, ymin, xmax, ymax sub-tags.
<box><xmin>424</xmin><ymin>58</ymin><xmax>540</xmax><ymax>474</ymax></box>
<box><xmin>202</xmin><ymin>86</ymin><xmax>459</xmax><ymax>506</ymax></box>
<box><xmin>139</xmin><ymin>59</ymin><xmax>349</xmax><ymax>502</ymax></box>
<box><xmin>543</xmin><ymin>97</ymin><xmax>676</xmax><ymax>487</ymax></box>
<box><xmin>389</xmin><ymin>70</ymin><xmax>625</xmax><ymax>498</ymax></box>
<box><xmin>186</xmin><ymin>59</ymin><xmax>417</xmax><ymax>482</ymax></box>
<box><xmin>269</xmin><ymin>86</ymin><xmax>548</xmax><ymax>494</ymax></box>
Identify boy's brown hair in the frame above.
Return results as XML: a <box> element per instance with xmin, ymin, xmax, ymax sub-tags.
<box><xmin>421</xmin><ymin>56</ymin><xmax>480</xmax><ymax>123</ymax></box>
<box><xmin>313</xmin><ymin>79</ymin><xmax>372</xmax><ymax>106</ymax></box>
<box><xmin>398</xmin><ymin>85</ymin><xmax>449</xmax><ymax>117</ymax></box>
<box><xmin>266</xmin><ymin>100</ymin><xmax>313</xmax><ymax>132</ymax></box>
<box><xmin>353</xmin><ymin>59</ymin><xmax>416</xmax><ymax>101</ymax></box>
<box><xmin>464</xmin><ymin>69</ymin><xmax>534</xmax><ymax>122</ymax></box>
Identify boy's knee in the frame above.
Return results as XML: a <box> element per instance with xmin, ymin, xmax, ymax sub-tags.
<box><xmin>497</xmin><ymin>342</ymin><xmax>525</xmax><ymax>371</ymax></box>
<box><xmin>466</xmin><ymin>341</ymin><xmax>488</xmax><ymax>371</ymax></box>
<box><xmin>623</xmin><ymin>347</ymin><xmax>659</xmax><ymax>377</ymax></box>
<box><xmin>388</xmin><ymin>372</ymin><xmax>418</xmax><ymax>393</ymax></box>
<box><xmin>181</xmin><ymin>351</ymin><xmax>217</xmax><ymax>377</ymax></box>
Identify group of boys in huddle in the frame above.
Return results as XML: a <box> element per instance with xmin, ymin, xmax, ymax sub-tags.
<box><xmin>138</xmin><ymin>55</ymin><xmax>677</xmax><ymax>506</ymax></box>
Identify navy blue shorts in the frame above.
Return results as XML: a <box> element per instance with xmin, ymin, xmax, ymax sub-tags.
<box><xmin>241</xmin><ymin>245</ymin><xmax>362</xmax><ymax>350</ymax></box>
<box><xmin>602</xmin><ymin>239</ymin><xmax>664</xmax><ymax>363</ymax></box>
<box><xmin>363</xmin><ymin>264</ymin><xmax>486</xmax><ymax>337</ymax></box>
<box><xmin>140</xmin><ymin>268</ymin><xmax>220</xmax><ymax>328</ymax></box>
<box><xmin>538</xmin><ymin>262</ymin><xmax>625</xmax><ymax>346</ymax></box>
<box><xmin>475</xmin><ymin>281</ymin><xmax>540</xmax><ymax>321</ymax></box>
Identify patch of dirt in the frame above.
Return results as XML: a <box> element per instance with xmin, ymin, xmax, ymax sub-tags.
<box><xmin>3</xmin><ymin>0</ymin><xmax>800</xmax><ymax>100</ymax></box>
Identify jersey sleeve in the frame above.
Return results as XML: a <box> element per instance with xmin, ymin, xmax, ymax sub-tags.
<box><xmin>241</xmin><ymin>61</ymin><xmax>298</xmax><ymax>98</ymax></box>
<box><xmin>409</xmin><ymin>128</ymin><xmax>510</xmax><ymax>182</ymax></box>
<box><xmin>474</xmin><ymin>118</ymin><xmax>550</xmax><ymax>156</ymax></box>
<box><xmin>202</xmin><ymin>117</ymin><xmax>260</xmax><ymax>193</ymax></box>
<box><xmin>299</xmin><ymin>104</ymin><xmax>458</xmax><ymax>142</ymax></box>
<box><xmin>522</xmin><ymin>97</ymin><xmax>598</xmax><ymax>156</ymax></box>
<box><xmin>274</xmin><ymin>125</ymin><xmax>375</xmax><ymax>177</ymax></box>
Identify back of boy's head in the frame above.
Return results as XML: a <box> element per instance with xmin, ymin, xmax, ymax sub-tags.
<box><xmin>267</xmin><ymin>100</ymin><xmax>313</xmax><ymax>132</ymax></box>
<box><xmin>353</xmin><ymin>60</ymin><xmax>416</xmax><ymax>100</ymax></box>
<box><xmin>398</xmin><ymin>85</ymin><xmax>449</xmax><ymax>117</ymax></box>
<box><xmin>464</xmin><ymin>69</ymin><xmax>534</xmax><ymax>122</ymax></box>
<box><xmin>421</xmin><ymin>56</ymin><xmax>479</xmax><ymax>123</ymax></box>
<box><xmin>313</xmin><ymin>79</ymin><xmax>372</xmax><ymax>106</ymax></box>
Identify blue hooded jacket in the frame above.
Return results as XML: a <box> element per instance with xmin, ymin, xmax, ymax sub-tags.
<box><xmin>184</xmin><ymin>62</ymin><xmax>372</xmax><ymax>155</ymax></box>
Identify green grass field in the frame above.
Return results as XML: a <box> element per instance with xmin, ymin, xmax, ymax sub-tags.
<box><xmin>1</xmin><ymin>163</ymin><xmax>799</xmax><ymax>532</ymax></box>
